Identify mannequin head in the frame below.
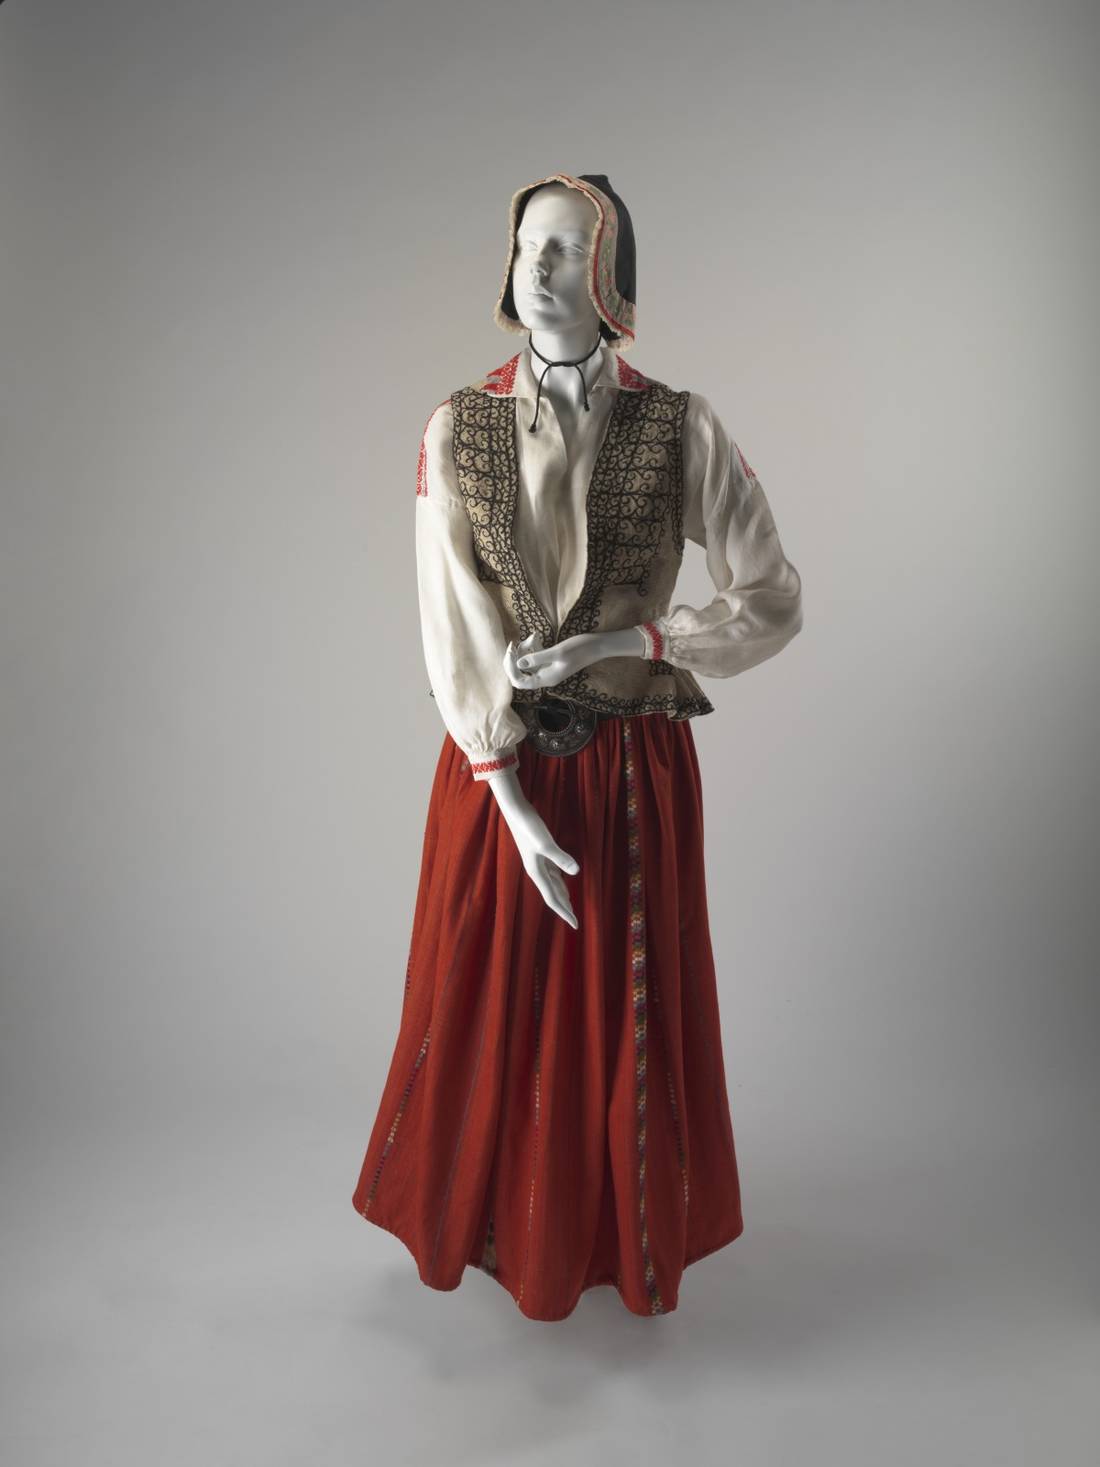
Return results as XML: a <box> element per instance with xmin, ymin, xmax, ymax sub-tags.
<box><xmin>509</xmin><ymin>183</ymin><xmax>601</xmax><ymax>342</ymax></box>
<box><xmin>494</xmin><ymin>172</ymin><xmax>637</xmax><ymax>351</ymax></box>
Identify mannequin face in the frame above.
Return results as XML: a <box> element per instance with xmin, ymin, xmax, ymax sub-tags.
<box><xmin>510</xmin><ymin>185</ymin><xmax>601</xmax><ymax>338</ymax></box>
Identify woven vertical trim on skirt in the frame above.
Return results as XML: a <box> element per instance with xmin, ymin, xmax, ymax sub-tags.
<box><xmin>622</xmin><ymin>716</ymin><xmax>666</xmax><ymax>1315</ymax></box>
<box><xmin>358</xmin><ymin>882</ymin><xmax>478</xmax><ymax>1223</ymax></box>
<box><xmin>479</xmin><ymin>917</ymin><xmax>529</xmax><ymax>1280</ymax></box>
<box><xmin>357</xmin><ymin>1023</ymin><xmax>432</xmax><ymax>1218</ymax></box>
<box><xmin>402</xmin><ymin>946</ymin><xmax>413</xmax><ymax>1014</ymax></box>
<box><xmin>518</xmin><ymin>958</ymin><xmax>545</xmax><ymax>1305</ymax></box>
<box><xmin>426</xmin><ymin>919</ymin><xmax>496</xmax><ymax>1286</ymax></box>
<box><xmin>651</xmin><ymin>973</ymin><xmax>690</xmax><ymax>1211</ymax></box>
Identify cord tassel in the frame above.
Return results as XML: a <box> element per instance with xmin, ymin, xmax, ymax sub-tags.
<box><xmin>527</xmin><ymin>332</ymin><xmax>601</xmax><ymax>432</ymax></box>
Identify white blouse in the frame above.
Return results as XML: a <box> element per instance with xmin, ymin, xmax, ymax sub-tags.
<box><xmin>415</xmin><ymin>343</ymin><xmax>803</xmax><ymax>779</ymax></box>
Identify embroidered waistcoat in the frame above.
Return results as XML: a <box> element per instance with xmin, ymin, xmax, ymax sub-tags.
<box><xmin>449</xmin><ymin>377</ymin><xmax>715</xmax><ymax>722</ymax></box>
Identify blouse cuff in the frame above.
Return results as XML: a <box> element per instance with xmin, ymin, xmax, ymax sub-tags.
<box><xmin>467</xmin><ymin>747</ymin><xmax>521</xmax><ymax>781</ymax></box>
<box><xmin>635</xmin><ymin>618</ymin><xmax>670</xmax><ymax>662</ymax></box>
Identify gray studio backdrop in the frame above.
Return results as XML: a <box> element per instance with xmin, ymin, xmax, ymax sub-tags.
<box><xmin>1</xmin><ymin>2</ymin><xmax>1096</xmax><ymax>1465</ymax></box>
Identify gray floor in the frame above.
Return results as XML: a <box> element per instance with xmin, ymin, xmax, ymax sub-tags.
<box><xmin>4</xmin><ymin>1099</ymin><xmax>1095</xmax><ymax>1467</ymax></box>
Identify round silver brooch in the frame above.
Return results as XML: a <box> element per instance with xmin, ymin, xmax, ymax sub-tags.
<box><xmin>518</xmin><ymin>695</ymin><xmax>598</xmax><ymax>757</ymax></box>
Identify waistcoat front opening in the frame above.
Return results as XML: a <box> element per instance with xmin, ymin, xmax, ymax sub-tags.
<box><xmin>449</xmin><ymin>377</ymin><xmax>714</xmax><ymax>722</ymax></box>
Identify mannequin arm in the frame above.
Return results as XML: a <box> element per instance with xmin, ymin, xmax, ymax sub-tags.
<box><xmin>482</xmin><ymin>627</ymin><xmax>644</xmax><ymax>930</ymax></box>
<box><xmin>634</xmin><ymin>393</ymin><xmax>803</xmax><ymax>679</ymax></box>
<box><xmin>508</xmin><ymin>626</ymin><xmax>646</xmax><ymax>685</ymax></box>
<box><xmin>480</xmin><ymin>764</ymin><xmax>579</xmax><ymax>928</ymax></box>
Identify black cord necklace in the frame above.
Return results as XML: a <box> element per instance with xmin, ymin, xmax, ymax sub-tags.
<box><xmin>527</xmin><ymin>332</ymin><xmax>603</xmax><ymax>432</ymax></box>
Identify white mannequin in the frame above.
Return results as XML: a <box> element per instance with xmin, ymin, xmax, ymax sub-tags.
<box><xmin>480</xmin><ymin>183</ymin><xmax>647</xmax><ymax>929</ymax></box>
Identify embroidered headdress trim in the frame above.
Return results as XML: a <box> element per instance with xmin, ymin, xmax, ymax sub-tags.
<box><xmin>492</xmin><ymin>173</ymin><xmax>638</xmax><ymax>351</ymax></box>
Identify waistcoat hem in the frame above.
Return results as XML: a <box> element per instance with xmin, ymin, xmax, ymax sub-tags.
<box><xmin>510</xmin><ymin>684</ymin><xmax>715</xmax><ymax>722</ymax></box>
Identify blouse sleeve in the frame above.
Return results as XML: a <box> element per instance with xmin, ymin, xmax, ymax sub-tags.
<box><xmin>415</xmin><ymin>400</ymin><xmax>529</xmax><ymax>780</ymax></box>
<box><xmin>634</xmin><ymin>391</ymin><xmax>803</xmax><ymax>678</ymax></box>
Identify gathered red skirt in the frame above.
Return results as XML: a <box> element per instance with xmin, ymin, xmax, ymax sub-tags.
<box><xmin>351</xmin><ymin>712</ymin><xmax>744</xmax><ymax>1321</ymax></box>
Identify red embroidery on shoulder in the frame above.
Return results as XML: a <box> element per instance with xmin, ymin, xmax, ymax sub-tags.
<box><xmin>479</xmin><ymin>354</ymin><xmax>520</xmax><ymax>395</ymax></box>
<box><xmin>734</xmin><ymin>443</ymin><xmax>757</xmax><ymax>481</ymax></box>
<box><xmin>615</xmin><ymin>356</ymin><xmax>649</xmax><ymax>391</ymax></box>
<box><xmin>416</xmin><ymin>400</ymin><xmax>450</xmax><ymax>496</ymax></box>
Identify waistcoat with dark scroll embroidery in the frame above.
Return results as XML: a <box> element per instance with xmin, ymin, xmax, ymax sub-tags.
<box><xmin>449</xmin><ymin>375</ymin><xmax>715</xmax><ymax>722</ymax></box>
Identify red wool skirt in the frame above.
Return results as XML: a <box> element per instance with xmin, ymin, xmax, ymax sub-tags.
<box><xmin>351</xmin><ymin>712</ymin><xmax>744</xmax><ymax>1321</ymax></box>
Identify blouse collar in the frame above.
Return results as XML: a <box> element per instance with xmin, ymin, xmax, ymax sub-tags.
<box><xmin>474</xmin><ymin>343</ymin><xmax>651</xmax><ymax>398</ymax></box>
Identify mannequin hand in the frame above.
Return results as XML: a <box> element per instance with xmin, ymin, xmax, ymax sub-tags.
<box><xmin>504</xmin><ymin>631</ymin><xmax>591</xmax><ymax>689</ymax></box>
<box><xmin>505</xmin><ymin>628</ymin><xmax>645</xmax><ymax>689</ymax></box>
<box><xmin>485</xmin><ymin>766</ymin><xmax>579</xmax><ymax>928</ymax></box>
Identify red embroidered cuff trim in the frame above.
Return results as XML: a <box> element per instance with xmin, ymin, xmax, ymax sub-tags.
<box><xmin>638</xmin><ymin>620</ymin><xmax>665</xmax><ymax>661</ymax></box>
<box><xmin>469</xmin><ymin>751</ymin><xmax>519</xmax><ymax>778</ymax></box>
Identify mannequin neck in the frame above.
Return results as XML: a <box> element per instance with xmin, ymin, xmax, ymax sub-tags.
<box><xmin>527</xmin><ymin>327</ymin><xmax>605</xmax><ymax>404</ymax></box>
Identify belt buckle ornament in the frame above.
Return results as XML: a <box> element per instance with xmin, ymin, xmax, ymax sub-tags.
<box><xmin>519</xmin><ymin>694</ymin><xmax>597</xmax><ymax>757</ymax></box>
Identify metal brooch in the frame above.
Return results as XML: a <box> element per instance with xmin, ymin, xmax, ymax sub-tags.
<box><xmin>517</xmin><ymin>694</ymin><xmax>599</xmax><ymax>756</ymax></box>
